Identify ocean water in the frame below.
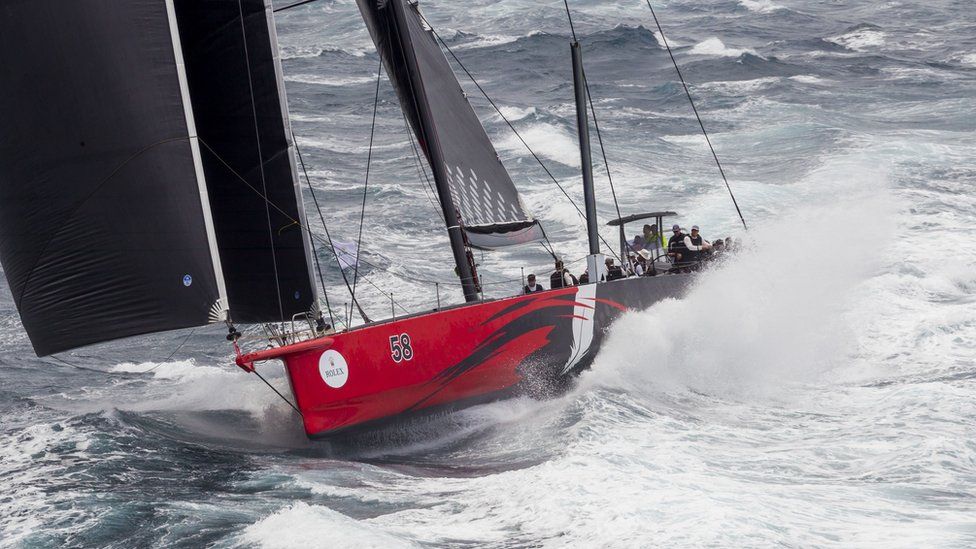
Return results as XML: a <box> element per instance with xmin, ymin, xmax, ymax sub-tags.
<box><xmin>2</xmin><ymin>0</ymin><xmax>976</xmax><ymax>546</ymax></box>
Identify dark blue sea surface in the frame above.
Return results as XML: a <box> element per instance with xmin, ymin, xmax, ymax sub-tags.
<box><xmin>2</xmin><ymin>0</ymin><xmax>976</xmax><ymax>546</ymax></box>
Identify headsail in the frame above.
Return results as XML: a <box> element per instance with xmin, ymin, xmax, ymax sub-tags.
<box><xmin>174</xmin><ymin>0</ymin><xmax>317</xmax><ymax>323</ymax></box>
<box><xmin>0</xmin><ymin>1</ymin><xmax>227</xmax><ymax>356</ymax></box>
<box><xmin>0</xmin><ymin>0</ymin><xmax>317</xmax><ymax>356</ymax></box>
<box><xmin>355</xmin><ymin>0</ymin><xmax>544</xmax><ymax>250</ymax></box>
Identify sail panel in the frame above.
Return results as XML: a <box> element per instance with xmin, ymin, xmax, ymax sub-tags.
<box><xmin>0</xmin><ymin>1</ymin><xmax>225</xmax><ymax>356</ymax></box>
<box><xmin>173</xmin><ymin>0</ymin><xmax>317</xmax><ymax>323</ymax></box>
<box><xmin>356</xmin><ymin>0</ymin><xmax>542</xmax><ymax>248</ymax></box>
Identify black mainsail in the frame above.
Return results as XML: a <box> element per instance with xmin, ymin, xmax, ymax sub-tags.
<box><xmin>355</xmin><ymin>0</ymin><xmax>544</xmax><ymax>252</ymax></box>
<box><xmin>0</xmin><ymin>0</ymin><xmax>316</xmax><ymax>356</ymax></box>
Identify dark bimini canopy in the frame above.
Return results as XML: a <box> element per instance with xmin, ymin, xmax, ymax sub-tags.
<box><xmin>0</xmin><ymin>0</ymin><xmax>316</xmax><ymax>356</ymax></box>
<box><xmin>606</xmin><ymin>212</ymin><xmax>678</xmax><ymax>227</ymax></box>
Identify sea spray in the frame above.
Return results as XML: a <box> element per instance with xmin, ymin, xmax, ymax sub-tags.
<box><xmin>584</xmin><ymin>163</ymin><xmax>898</xmax><ymax>399</ymax></box>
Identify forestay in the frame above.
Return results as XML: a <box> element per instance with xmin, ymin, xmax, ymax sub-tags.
<box><xmin>355</xmin><ymin>0</ymin><xmax>544</xmax><ymax>250</ymax></box>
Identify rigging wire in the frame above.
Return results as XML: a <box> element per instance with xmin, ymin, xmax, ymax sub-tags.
<box><xmin>417</xmin><ymin>11</ymin><xmax>622</xmax><ymax>263</ymax></box>
<box><xmin>253</xmin><ymin>369</ymin><xmax>304</xmax><ymax>418</ymax></box>
<box><xmin>402</xmin><ymin>109</ymin><xmax>445</xmax><ymax>222</ymax></box>
<box><xmin>162</xmin><ymin>328</ymin><xmax>196</xmax><ymax>363</ymax></box>
<box><xmin>580</xmin><ymin>69</ymin><xmax>624</xmax><ymax>229</ymax></box>
<box><xmin>292</xmin><ymin>139</ymin><xmax>372</xmax><ymax>323</ymax></box>
<box><xmin>350</xmin><ymin>59</ymin><xmax>384</xmax><ymax>318</ymax></box>
<box><xmin>562</xmin><ymin>0</ymin><xmax>626</xmax><ymax>243</ymax></box>
<box><xmin>643</xmin><ymin>0</ymin><xmax>749</xmax><ymax>231</ymax></box>
<box><xmin>292</xmin><ymin>133</ymin><xmax>339</xmax><ymax>329</ymax></box>
<box><xmin>562</xmin><ymin>0</ymin><xmax>579</xmax><ymax>42</ymax></box>
<box><xmin>197</xmin><ymin>138</ymin><xmax>392</xmax><ymax>320</ymax></box>
<box><xmin>272</xmin><ymin>0</ymin><xmax>320</xmax><ymax>13</ymax></box>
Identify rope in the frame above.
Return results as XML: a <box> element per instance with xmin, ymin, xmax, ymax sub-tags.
<box><xmin>198</xmin><ymin>136</ymin><xmax>388</xmax><ymax>321</ymax></box>
<box><xmin>162</xmin><ymin>328</ymin><xmax>196</xmax><ymax>363</ymax></box>
<box><xmin>237</xmin><ymin>0</ymin><xmax>286</xmax><ymax>322</ymax></box>
<box><xmin>351</xmin><ymin>59</ymin><xmax>383</xmax><ymax>315</ymax></box>
<box><xmin>644</xmin><ymin>0</ymin><xmax>748</xmax><ymax>231</ymax></box>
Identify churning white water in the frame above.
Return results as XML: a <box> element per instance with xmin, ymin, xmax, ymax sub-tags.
<box><xmin>2</xmin><ymin>0</ymin><xmax>976</xmax><ymax>547</ymax></box>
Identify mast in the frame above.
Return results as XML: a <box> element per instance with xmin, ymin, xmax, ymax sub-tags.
<box><xmin>571</xmin><ymin>40</ymin><xmax>606</xmax><ymax>281</ymax></box>
<box><xmin>388</xmin><ymin>0</ymin><xmax>479</xmax><ymax>302</ymax></box>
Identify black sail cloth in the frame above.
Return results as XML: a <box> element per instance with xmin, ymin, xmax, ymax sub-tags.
<box><xmin>0</xmin><ymin>0</ymin><xmax>317</xmax><ymax>356</ymax></box>
<box><xmin>0</xmin><ymin>0</ymin><xmax>225</xmax><ymax>356</ymax></box>
<box><xmin>174</xmin><ymin>0</ymin><xmax>317</xmax><ymax>323</ymax></box>
<box><xmin>355</xmin><ymin>0</ymin><xmax>544</xmax><ymax>250</ymax></box>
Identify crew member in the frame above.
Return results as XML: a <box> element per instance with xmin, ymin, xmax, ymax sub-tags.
<box><xmin>523</xmin><ymin>273</ymin><xmax>545</xmax><ymax>294</ymax></box>
<box><xmin>682</xmin><ymin>225</ymin><xmax>712</xmax><ymax>267</ymax></box>
<box><xmin>642</xmin><ymin>223</ymin><xmax>666</xmax><ymax>257</ymax></box>
<box><xmin>627</xmin><ymin>252</ymin><xmax>643</xmax><ymax>276</ymax></box>
<box><xmin>550</xmin><ymin>260</ymin><xmax>578</xmax><ymax>289</ymax></box>
<box><xmin>605</xmin><ymin>258</ymin><xmax>625</xmax><ymax>281</ymax></box>
<box><xmin>667</xmin><ymin>224</ymin><xmax>688</xmax><ymax>268</ymax></box>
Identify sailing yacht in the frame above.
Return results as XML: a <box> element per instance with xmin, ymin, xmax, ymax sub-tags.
<box><xmin>0</xmin><ymin>0</ymin><xmax>732</xmax><ymax>438</ymax></box>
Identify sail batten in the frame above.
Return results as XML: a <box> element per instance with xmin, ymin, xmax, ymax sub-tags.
<box><xmin>356</xmin><ymin>0</ymin><xmax>544</xmax><ymax>250</ymax></box>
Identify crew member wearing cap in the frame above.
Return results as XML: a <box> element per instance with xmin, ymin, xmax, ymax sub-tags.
<box><xmin>605</xmin><ymin>257</ymin><xmax>625</xmax><ymax>281</ymax></box>
<box><xmin>523</xmin><ymin>273</ymin><xmax>545</xmax><ymax>294</ymax></box>
<box><xmin>682</xmin><ymin>225</ymin><xmax>712</xmax><ymax>267</ymax></box>
<box><xmin>667</xmin><ymin>224</ymin><xmax>688</xmax><ymax>268</ymax></box>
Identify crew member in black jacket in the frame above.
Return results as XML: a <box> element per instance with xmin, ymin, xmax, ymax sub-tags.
<box><xmin>523</xmin><ymin>273</ymin><xmax>545</xmax><ymax>294</ymax></box>
<box><xmin>550</xmin><ymin>260</ymin><xmax>578</xmax><ymax>289</ymax></box>
<box><xmin>667</xmin><ymin>224</ymin><xmax>689</xmax><ymax>269</ymax></box>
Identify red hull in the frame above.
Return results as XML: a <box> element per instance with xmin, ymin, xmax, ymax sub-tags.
<box><xmin>239</xmin><ymin>275</ymin><xmax>689</xmax><ymax>437</ymax></box>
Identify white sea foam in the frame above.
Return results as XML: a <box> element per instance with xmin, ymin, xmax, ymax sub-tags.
<box><xmin>689</xmin><ymin>37</ymin><xmax>757</xmax><ymax>58</ymax></box>
<box><xmin>789</xmin><ymin>74</ymin><xmax>829</xmax><ymax>85</ymax></box>
<box><xmin>108</xmin><ymin>359</ymin><xmax>288</xmax><ymax>416</ymax></box>
<box><xmin>829</xmin><ymin>28</ymin><xmax>886</xmax><ymax>51</ymax></box>
<box><xmin>498</xmin><ymin>122</ymin><xmax>580</xmax><ymax>168</ymax></box>
<box><xmin>738</xmin><ymin>0</ymin><xmax>784</xmax><ymax>13</ymax></box>
<box><xmin>699</xmin><ymin>76</ymin><xmax>782</xmax><ymax>93</ymax></box>
<box><xmin>588</xmin><ymin>167</ymin><xmax>897</xmax><ymax>398</ymax></box>
<box><xmin>454</xmin><ymin>33</ymin><xmax>520</xmax><ymax>51</ymax></box>
<box><xmin>284</xmin><ymin>74</ymin><xmax>377</xmax><ymax>87</ymax></box>
<box><xmin>0</xmin><ymin>422</ymin><xmax>98</xmax><ymax>545</ymax></box>
<box><xmin>958</xmin><ymin>53</ymin><xmax>976</xmax><ymax>66</ymax></box>
<box><xmin>240</xmin><ymin>502</ymin><xmax>419</xmax><ymax>549</ymax></box>
<box><xmin>497</xmin><ymin>105</ymin><xmax>537</xmax><ymax>122</ymax></box>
